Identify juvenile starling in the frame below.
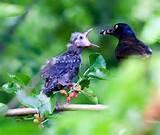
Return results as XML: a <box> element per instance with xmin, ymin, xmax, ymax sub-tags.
<box><xmin>100</xmin><ymin>23</ymin><xmax>152</xmax><ymax>61</ymax></box>
<box><xmin>41</xmin><ymin>29</ymin><xmax>99</xmax><ymax>96</ymax></box>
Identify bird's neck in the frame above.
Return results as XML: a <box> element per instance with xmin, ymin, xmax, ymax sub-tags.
<box><xmin>67</xmin><ymin>44</ymin><xmax>83</xmax><ymax>55</ymax></box>
<box><xmin>117</xmin><ymin>31</ymin><xmax>136</xmax><ymax>40</ymax></box>
<box><xmin>119</xmin><ymin>35</ymin><xmax>137</xmax><ymax>41</ymax></box>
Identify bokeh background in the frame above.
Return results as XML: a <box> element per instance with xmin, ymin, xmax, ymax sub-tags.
<box><xmin>0</xmin><ymin>0</ymin><xmax>160</xmax><ymax>135</ymax></box>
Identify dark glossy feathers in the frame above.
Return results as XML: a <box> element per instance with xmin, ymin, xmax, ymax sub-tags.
<box><xmin>116</xmin><ymin>38</ymin><xmax>152</xmax><ymax>60</ymax></box>
<box><xmin>100</xmin><ymin>23</ymin><xmax>152</xmax><ymax>61</ymax></box>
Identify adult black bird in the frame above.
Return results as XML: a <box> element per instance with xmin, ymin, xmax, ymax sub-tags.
<box><xmin>41</xmin><ymin>29</ymin><xmax>99</xmax><ymax>96</ymax></box>
<box><xmin>100</xmin><ymin>23</ymin><xmax>152</xmax><ymax>61</ymax></box>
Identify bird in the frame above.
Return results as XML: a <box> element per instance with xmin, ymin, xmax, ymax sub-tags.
<box><xmin>100</xmin><ymin>23</ymin><xmax>152</xmax><ymax>61</ymax></box>
<box><xmin>40</xmin><ymin>28</ymin><xmax>99</xmax><ymax>97</ymax></box>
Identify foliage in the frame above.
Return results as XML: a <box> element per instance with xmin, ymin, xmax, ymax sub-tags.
<box><xmin>17</xmin><ymin>91</ymin><xmax>53</xmax><ymax>116</ymax></box>
<box><xmin>78</xmin><ymin>53</ymin><xmax>106</xmax><ymax>104</ymax></box>
<box><xmin>1</xmin><ymin>53</ymin><xmax>106</xmax><ymax>115</ymax></box>
<box><xmin>0</xmin><ymin>0</ymin><xmax>160</xmax><ymax>135</ymax></box>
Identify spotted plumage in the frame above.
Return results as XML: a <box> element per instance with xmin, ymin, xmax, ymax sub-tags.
<box><xmin>41</xmin><ymin>29</ymin><xmax>99</xmax><ymax>96</ymax></box>
<box><xmin>41</xmin><ymin>52</ymin><xmax>81</xmax><ymax>96</ymax></box>
<box><xmin>100</xmin><ymin>23</ymin><xmax>152</xmax><ymax>61</ymax></box>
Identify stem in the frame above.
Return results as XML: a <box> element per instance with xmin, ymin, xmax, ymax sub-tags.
<box><xmin>5</xmin><ymin>104</ymin><xmax>109</xmax><ymax>117</ymax></box>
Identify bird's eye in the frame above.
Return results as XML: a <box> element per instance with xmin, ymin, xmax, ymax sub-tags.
<box><xmin>79</xmin><ymin>36</ymin><xmax>83</xmax><ymax>39</ymax></box>
<box><xmin>114</xmin><ymin>25</ymin><xmax>118</xmax><ymax>29</ymax></box>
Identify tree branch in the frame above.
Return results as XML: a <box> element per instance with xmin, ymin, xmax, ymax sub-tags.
<box><xmin>5</xmin><ymin>104</ymin><xmax>109</xmax><ymax>117</ymax></box>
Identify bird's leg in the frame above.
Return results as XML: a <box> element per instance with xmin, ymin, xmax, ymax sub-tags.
<box><xmin>55</xmin><ymin>93</ymin><xmax>61</xmax><ymax>111</ymax></box>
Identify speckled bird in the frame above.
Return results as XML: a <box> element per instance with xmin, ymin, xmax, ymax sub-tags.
<box><xmin>100</xmin><ymin>23</ymin><xmax>152</xmax><ymax>61</ymax></box>
<box><xmin>41</xmin><ymin>29</ymin><xmax>99</xmax><ymax>96</ymax></box>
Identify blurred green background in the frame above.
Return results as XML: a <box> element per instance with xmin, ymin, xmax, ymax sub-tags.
<box><xmin>0</xmin><ymin>0</ymin><xmax>160</xmax><ymax>135</ymax></box>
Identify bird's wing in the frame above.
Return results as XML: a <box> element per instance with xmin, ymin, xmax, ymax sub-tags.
<box><xmin>116</xmin><ymin>40</ymin><xmax>152</xmax><ymax>59</ymax></box>
<box><xmin>136</xmin><ymin>40</ymin><xmax>152</xmax><ymax>55</ymax></box>
<box><xmin>40</xmin><ymin>54</ymin><xmax>81</xmax><ymax>84</ymax></box>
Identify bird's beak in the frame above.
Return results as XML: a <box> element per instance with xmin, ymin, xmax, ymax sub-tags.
<box><xmin>90</xmin><ymin>43</ymin><xmax>100</xmax><ymax>48</ymax></box>
<box><xmin>100</xmin><ymin>28</ymin><xmax>114</xmax><ymax>35</ymax></box>
<box><xmin>84</xmin><ymin>28</ymin><xmax>100</xmax><ymax>48</ymax></box>
<box><xmin>84</xmin><ymin>28</ymin><xmax>93</xmax><ymax>37</ymax></box>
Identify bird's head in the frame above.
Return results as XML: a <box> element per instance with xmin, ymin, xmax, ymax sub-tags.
<box><xmin>68</xmin><ymin>28</ymin><xmax>99</xmax><ymax>48</ymax></box>
<box><xmin>100</xmin><ymin>23</ymin><xmax>136</xmax><ymax>39</ymax></box>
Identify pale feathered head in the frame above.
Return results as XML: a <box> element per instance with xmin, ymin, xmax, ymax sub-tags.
<box><xmin>68</xmin><ymin>28</ymin><xmax>99</xmax><ymax>48</ymax></box>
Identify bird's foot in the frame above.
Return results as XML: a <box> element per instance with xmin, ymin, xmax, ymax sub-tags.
<box><xmin>54</xmin><ymin>100</ymin><xmax>61</xmax><ymax>112</ymax></box>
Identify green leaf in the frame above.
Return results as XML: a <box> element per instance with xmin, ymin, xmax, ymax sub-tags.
<box><xmin>9</xmin><ymin>73</ymin><xmax>31</xmax><ymax>85</ymax></box>
<box><xmin>79</xmin><ymin>78</ymin><xmax>90</xmax><ymax>90</ymax></box>
<box><xmin>0</xmin><ymin>103</ymin><xmax>8</xmax><ymax>115</ymax></box>
<box><xmin>37</xmin><ymin>93</ymin><xmax>53</xmax><ymax>116</ymax></box>
<box><xmin>78</xmin><ymin>53</ymin><xmax>107</xmax><ymax>89</ymax></box>
<box><xmin>16</xmin><ymin>91</ymin><xmax>40</xmax><ymax>107</ymax></box>
<box><xmin>83</xmin><ymin>54</ymin><xmax>106</xmax><ymax>79</ymax></box>
<box><xmin>2</xmin><ymin>82</ymin><xmax>21</xmax><ymax>94</ymax></box>
<box><xmin>89</xmin><ymin>53</ymin><xmax>106</xmax><ymax>69</ymax></box>
<box><xmin>16</xmin><ymin>91</ymin><xmax>54</xmax><ymax>116</ymax></box>
<box><xmin>41</xmin><ymin>119</ymin><xmax>52</xmax><ymax>128</ymax></box>
<box><xmin>1</xmin><ymin>74</ymin><xmax>31</xmax><ymax>94</ymax></box>
<box><xmin>87</xmin><ymin>68</ymin><xmax>106</xmax><ymax>80</ymax></box>
<box><xmin>81</xmin><ymin>90</ymin><xmax>98</xmax><ymax>104</ymax></box>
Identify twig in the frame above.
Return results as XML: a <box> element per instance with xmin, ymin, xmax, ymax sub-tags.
<box><xmin>5</xmin><ymin>104</ymin><xmax>109</xmax><ymax>117</ymax></box>
<box><xmin>6</xmin><ymin>108</ymin><xmax>38</xmax><ymax>116</ymax></box>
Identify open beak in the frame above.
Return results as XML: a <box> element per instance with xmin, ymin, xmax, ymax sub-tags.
<box><xmin>90</xmin><ymin>43</ymin><xmax>100</xmax><ymax>48</ymax></box>
<box><xmin>84</xmin><ymin>28</ymin><xmax>100</xmax><ymax>48</ymax></box>
<box><xmin>100</xmin><ymin>28</ymin><xmax>114</xmax><ymax>35</ymax></box>
<box><xmin>84</xmin><ymin>28</ymin><xmax>93</xmax><ymax>37</ymax></box>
